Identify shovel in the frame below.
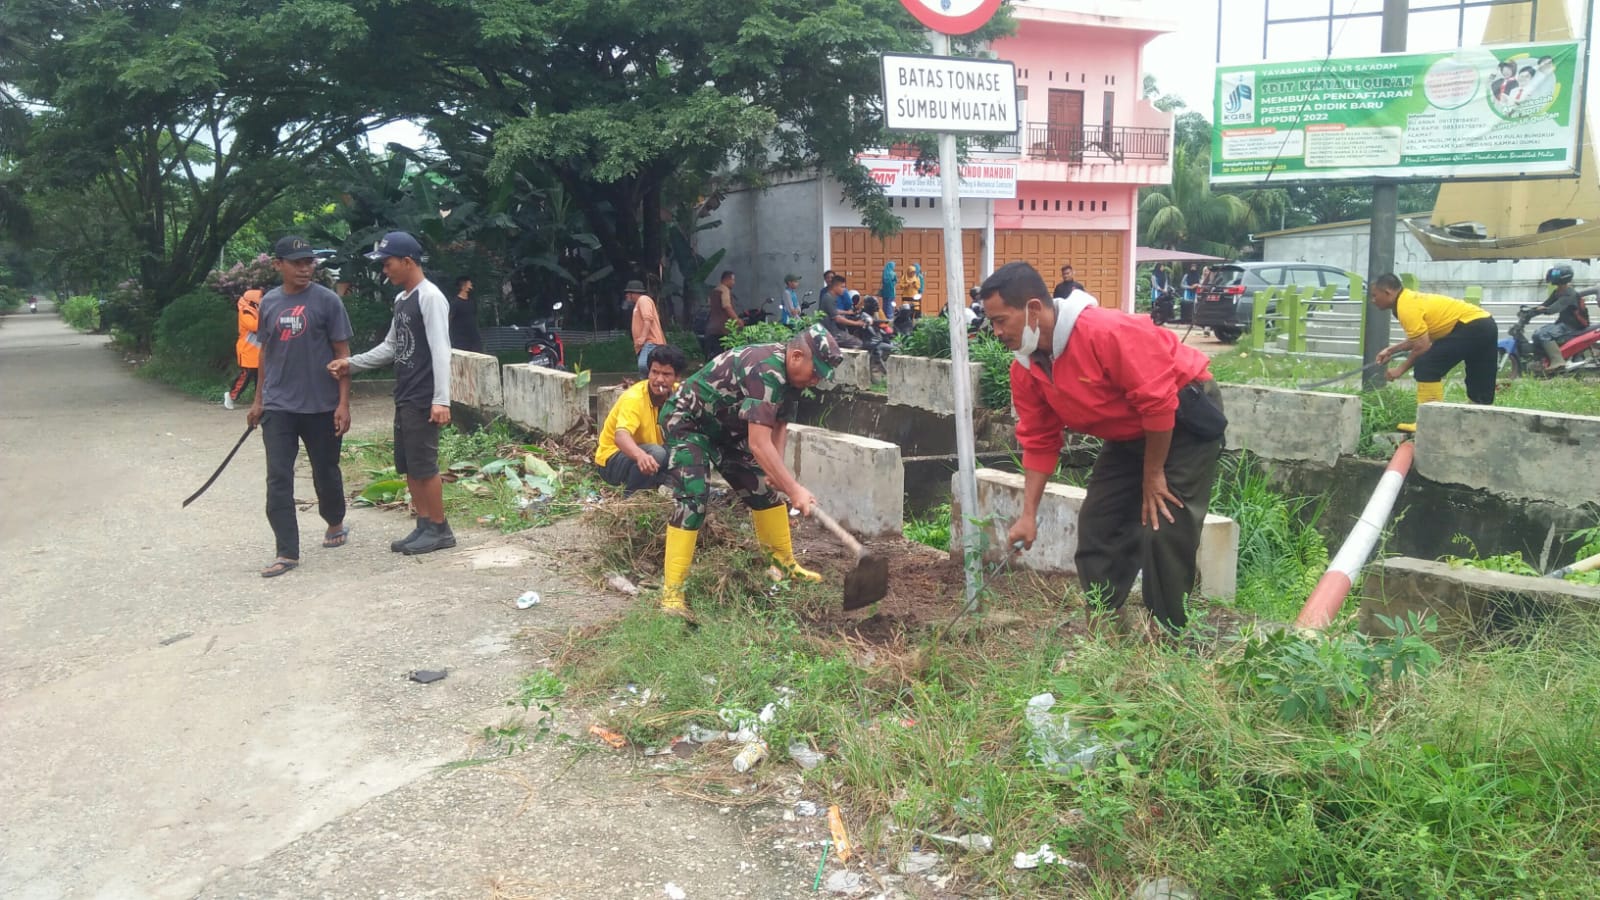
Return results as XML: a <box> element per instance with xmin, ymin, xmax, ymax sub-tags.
<box><xmin>1545</xmin><ymin>550</ymin><xmax>1600</xmax><ymax>580</ymax></box>
<box><xmin>810</xmin><ymin>505</ymin><xmax>888</xmax><ymax>611</ymax></box>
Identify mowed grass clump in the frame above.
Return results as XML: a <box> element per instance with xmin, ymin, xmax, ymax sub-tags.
<box><xmin>560</xmin><ymin>517</ymin><xmax>1600</xmax><ymax>898</ymax></box>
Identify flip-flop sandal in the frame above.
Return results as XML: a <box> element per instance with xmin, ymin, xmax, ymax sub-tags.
<box><xmin>261</xmin><ymin>558</ymin><xmax>299</xmax><ymax>578</ymax></box>
<box><xmin>323</xmin><ymin>526</ymin><xmax>350</xmax><ymax>548</ymax></box>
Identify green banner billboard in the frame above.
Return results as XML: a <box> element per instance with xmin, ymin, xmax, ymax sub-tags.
<box><xmin>1211</xmin><ymin>41</ymin><xmax>1585</xmax><ymax>184</ymax></box>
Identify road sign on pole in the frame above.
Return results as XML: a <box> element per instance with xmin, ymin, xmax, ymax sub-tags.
<box><xmin>897</xmin><ymin>0</ymin><xmax>1003</xmax><ymax>35</ymax></box>
<box><xmin>885</xmin><ymin>0</ymin><xmax>1004</xmax><ymax>612</ymax></box>
<box><xmin>880</xmin><ymin>53</ymin><xmax>1018</xmax><ymax>134</ymax></box>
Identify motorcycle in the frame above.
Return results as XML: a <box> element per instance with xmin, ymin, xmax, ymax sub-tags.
<box><xmin>739</xmin><ymin>297</ymin><xmax>777</xmax><ymax>327</ymax></box>
<box><xmin>1500</xmin><ymin>302</ymin><xmax>1600</xmax><ymax>378</ymax></box>
<box><xmin>29</xmin><ymin>297</ymin><xmax>38</xmax><ymax>313</ymax></box>
<box><xmin>1149</xmin><ymin>287</ymin><xmax>1179</xmax><ymax>326</ymax></box>
<box><xmin>893</xmin><ymin>295</ymin><xmax>921</xmax><ymax>336</ymax></box>
<box><xmin>520</xmin><ymin>302</ymin><xmax>567</xmax><ymax>370</ymax></box>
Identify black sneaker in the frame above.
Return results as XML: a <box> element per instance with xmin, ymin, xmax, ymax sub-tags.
<box><xmin>390</xmin><ymin>516</ymin><xmax>424</xmax><ymax>552</ymax></box>
<box><xmin>401</xmin><ymin>520</ymin><xmax>457</xmax><ymax>555</ymax></box>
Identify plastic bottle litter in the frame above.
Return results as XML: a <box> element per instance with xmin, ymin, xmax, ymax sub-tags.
<box><xmin>732</xmin><ymin>740</ymin><xmax>769</xmax><ymax>773</ymax></box>
<box><xmin>605</xmin><ymin>573</ymin><xmax>640</xmax><ymax>596</ymax></box>
<box><xmin>515</xmin><ymin>590</ymin><xmax>542</xmax><ymax>609</ymax></box>
<box><xmin>920</xmin><ymin>831</ymin><xmax>994</xmax><ymax>854</ymax></box>
<box><xmin>787</xmin><ymin>742</ymin><xmax>826</xmax><ymax>770</ymax></box>
<box><xmin>1023</xmin><ymin>693</ymin><xmax>1101</xmax><ymax>774</ymax></box>
<box><xmin>685</xmin><ymin>723</ymin><xmax>724</xmax><ymax>744</ymax></box>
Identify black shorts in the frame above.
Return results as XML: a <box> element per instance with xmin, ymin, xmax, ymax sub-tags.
<box><xmin>394</xmin><ymin>405</ymin><xmax>440</xmax><ymax>478</ymax></box>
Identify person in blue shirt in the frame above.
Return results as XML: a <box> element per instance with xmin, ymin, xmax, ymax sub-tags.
<box><xmin>880</xmin><ymin>261</ymin><xmax>898</xmax><ymax>318</ymax></box>
<box><xmin>780</xmin><ymin>274</ymin><xmax>801</xmax><ymax>325</ymax></box>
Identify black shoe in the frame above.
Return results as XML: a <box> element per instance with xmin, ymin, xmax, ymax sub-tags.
<box><xmin>401</xmin><ymin>520</ymin><xmax>457</xmax><ymax>555</ymax></box>
<box><xmin>391</xmin><ymin>516</ymin><xmax>424</xmax><ymax>552</ymax></box>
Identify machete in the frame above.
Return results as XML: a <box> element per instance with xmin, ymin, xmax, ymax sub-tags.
<box><xmin>182</xmin><ymin>424</ymin><xmax>257</xmax><ymax>507</ymax></box>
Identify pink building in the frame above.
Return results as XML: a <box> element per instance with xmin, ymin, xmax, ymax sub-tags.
<box><xmin>702</xmin><ymin>1</ymin><xmax>1175</xmax><ymax>313</ymax></box>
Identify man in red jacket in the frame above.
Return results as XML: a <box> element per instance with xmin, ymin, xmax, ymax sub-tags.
<box><xmin>978</xmin><ymin>262</ymin><xmax>1226</xmax><ymax>635</ymax></box>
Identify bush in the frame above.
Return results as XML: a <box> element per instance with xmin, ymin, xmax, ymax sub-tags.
<box><xmin>0</xmin><ymin>286</ymin><xmax>23</xmax><ymax>313</ymax></box>
<box><xmin>342</xmin><ymin>292</ymin><xmax>394</xmax><ymax>350</ymax></box>
<box><xmin>61</xmin><ymin>295</ymin><xmax>101</xmax><ymax>332</ymax></box>
<box><xmin>154</xmin><ymin>289</ymin><xmax>237</xmax><ymax>373</ymax></box>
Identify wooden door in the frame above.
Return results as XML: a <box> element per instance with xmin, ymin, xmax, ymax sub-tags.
<box><xmin>994</xmin><ymin>229</ymin><xmax>1124</xmax><ymax>309</ymax></box>
<box><xmin>1047</xmin><ymin>89</ymin><xmax>1084</xmax><ymax>162</ymax></box>
<box><xmin>828</xmin><ymin>227</ymin><xmax>984</xmax><ymax>315</ymax></box>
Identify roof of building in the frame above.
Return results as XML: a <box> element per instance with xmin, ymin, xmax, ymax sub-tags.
<box><xmin>1008</xmin><ymin>0</ymin><xmax>1177</xmax><ymax>35</ymax></box>
<box><xmin>1256</xmin><ymin>213</ymin><xmax>1433</xmax><ymax>239</ymax></box>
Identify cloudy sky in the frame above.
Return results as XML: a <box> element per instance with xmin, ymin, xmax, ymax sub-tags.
<box><xmin>1139</xmin><ymin>0</ymin><xmax>1597</xmax><ymax>119</ymax></box>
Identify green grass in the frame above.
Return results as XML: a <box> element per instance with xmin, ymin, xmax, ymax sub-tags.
<box><xmin>1208</xmin><ymin>454</ymin><xmax>1331</xmax><ymax>621</ymax></box>
<box><xmin>557</xmin><ymin>513</ymin><xmax>1600</xmax><ymax>897</ymax></box>
<box><xmin>904</xmin><ymin>503</ymin><xmax>952</xmax><ymax>552</ymax></box>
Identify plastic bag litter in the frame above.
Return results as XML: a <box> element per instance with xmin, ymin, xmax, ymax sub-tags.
<box><xmin>1013</xmin><ymin>843</ymin><xmax>1089</xmax><ymax>871</ymax></box>
<box><xmin>787</xmin><ymin>742</ymin><xmax>826</xmax><ymax>770</ymax></box>
<box><xmin>1023</xmin><ymin>693</ymin><xmax>1102</xmax><ymax>774</ymax></box>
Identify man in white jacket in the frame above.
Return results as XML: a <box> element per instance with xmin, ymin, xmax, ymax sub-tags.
<box><xmin>327</xmin><ymin>231</ymin><xmax>456</xmax><ymax>555</ymax></box>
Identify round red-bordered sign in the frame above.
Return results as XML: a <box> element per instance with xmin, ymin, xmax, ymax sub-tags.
<box><xmin>897</xmin><ymin>0</ymin><xmax>1002</xmax><ymax>35</ymax></box>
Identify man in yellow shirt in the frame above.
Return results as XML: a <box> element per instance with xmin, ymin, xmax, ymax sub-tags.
<box><xmin>1371</xmin><ymin>273</ymin><xmax>1498</xmax><ymax>408</ymax></box>
<box><xmin>596</xmin><ymin>344</ymin><xmax>687</xmax><ymax>494</ymax></box>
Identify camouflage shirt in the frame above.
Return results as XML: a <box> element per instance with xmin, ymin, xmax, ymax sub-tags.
<box><xmin>662</xmin><ymin>343</ymin><xmax>798</xmax><ymax>444</ymax></box>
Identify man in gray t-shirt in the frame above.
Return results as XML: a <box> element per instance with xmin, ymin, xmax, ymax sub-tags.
<box><xmin>247</xmin><ymin>235</ymin><xmax>356</xmax><ymax>577</ymax></box>
<box><xmin>329</xmin><ymin>230</ymin><xmax>456</xmax><ymax>556</ymax></box>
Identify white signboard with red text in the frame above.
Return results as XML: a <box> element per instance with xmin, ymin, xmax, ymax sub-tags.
<box><xmin>896</xmin><ymin>0</ymin><xmax>1002</xmax><ymax>35</ymax></box>
<box><xmin>857</xmin><ymin>156</ymin><xmax>1017</xmax><ymax>199</ymax></box>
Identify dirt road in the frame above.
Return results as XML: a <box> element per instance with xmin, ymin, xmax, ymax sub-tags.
<box><xmin>0</xmin><ymin>310</ymin><xmax>811</xmax><ymax>899</ymax></box>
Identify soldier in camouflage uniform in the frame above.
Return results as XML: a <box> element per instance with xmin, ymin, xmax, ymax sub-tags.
<box><xmin>658</xmin><ymin>323</ymin><xmax>844</xmax><ymax>617</ymax></box>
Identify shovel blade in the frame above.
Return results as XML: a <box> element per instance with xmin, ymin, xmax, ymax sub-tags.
<box><xmin>841</xmin><ymin>553</ymin><xmax>889</xmax><ymax>611</ymax></box>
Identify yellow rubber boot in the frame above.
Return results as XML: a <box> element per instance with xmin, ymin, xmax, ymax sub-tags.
<box><xmin>1399</xmin><ymin>381</ymin><xmax>1445</xmax><ymax>432</ymax></box>
<box><xmin>751</xmin><ymin>505</ymin><xmax>822</xmax><ymax>583</ymax></box>
<box><xmin>661</xmin><ymin>526</ymin><xmax>699</xmax><ymax>616</ymax></box>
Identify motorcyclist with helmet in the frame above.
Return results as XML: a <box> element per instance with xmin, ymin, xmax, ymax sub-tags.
<box><xmin>1528</xmin><ymin>265</ymin><xmax>1594</xmax><ymax>370</ymax></box>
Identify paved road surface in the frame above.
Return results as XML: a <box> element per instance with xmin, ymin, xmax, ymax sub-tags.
<box><xmin>0</xmin><ymin>309</ymin><xmax>810</xmax><ymax>899</ymax></box>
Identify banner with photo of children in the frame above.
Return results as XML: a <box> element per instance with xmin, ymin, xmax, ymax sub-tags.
<box><xmin>1212</xmin><ymin>40</ymin><xmax>1584</xmax><ymax>184</ymax></box>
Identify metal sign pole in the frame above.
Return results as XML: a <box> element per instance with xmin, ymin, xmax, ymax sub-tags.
<box><xmin>928</xmin><ymin>29</ymin><xmax>983</xmax><ymax>612</ymax></box>
<box><xmin>1361</xmin><ymin>0</ymin><xmax>1408</xmax><ymax>390</ymax></box>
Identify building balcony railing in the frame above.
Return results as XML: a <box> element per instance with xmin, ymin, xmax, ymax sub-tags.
<box><xmin>980</xmin><ymin>124</ymin><xmax>1170</xmax><ymax>164</ymax></box>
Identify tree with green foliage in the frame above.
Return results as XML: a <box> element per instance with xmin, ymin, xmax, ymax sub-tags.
<box><xmin>1</xmin><ymin>0</ymin><xmax>404</xmax><ymax>330</ymax></box>
<box><xmin>1139</xmin><ymin>147</ymin><xmax>1255</xmax><ymax>257</ymax></box>
<box><xmin>386</xmin><ymin>0</ymin><xmax>1009</xmax><ymax>311</ymax></box>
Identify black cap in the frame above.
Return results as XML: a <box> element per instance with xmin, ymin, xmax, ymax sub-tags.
<box><xmin>273</xmin><ymin>235</ymin><xmax>316</xmax><ymax>261</ymax></box>
<box><xmin>364</xmin><ymin>231</ymin><xmax>424</xmax><ymax>261</ymax></box>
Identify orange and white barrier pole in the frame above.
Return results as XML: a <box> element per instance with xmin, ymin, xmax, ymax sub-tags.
<box><xmin>1295</xmin><ymin>441</ymin><xmax>1415</xmax><ymax>631</ymax></box>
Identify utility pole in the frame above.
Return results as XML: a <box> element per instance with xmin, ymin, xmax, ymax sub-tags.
<box><xmin>1362</xmin><ymin>0</ymin><xmax>1408</xmax><ymax>389</ymax></box>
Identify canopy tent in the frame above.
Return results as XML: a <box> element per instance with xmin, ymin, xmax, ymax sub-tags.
<box><xmin>1135</xmin><ymin>247</ymin><xmax>1228</xmax><ymax>264</ymax></box>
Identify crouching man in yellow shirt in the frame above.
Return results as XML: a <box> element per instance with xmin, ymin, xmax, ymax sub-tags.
<box><xmin>595</xmin><ymin>344</ymin><xmax>688</xmax><ymax>494</ymax></box>
<box><xmin>1371</xmin><ymin>273</ymin><xmax>1498</xmax><ymax>413</ymax></box>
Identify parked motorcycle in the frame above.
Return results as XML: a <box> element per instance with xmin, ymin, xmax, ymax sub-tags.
<box><xmin>1500</xmin><ymin>302</ymin><xmax>1600</xmax><ymax>378</ymax></box>
<box><xmin>893</xmin><ymin>295</ymin><xmax>921</xmax><ymax>336</ymax></box>
<box><xmin>739</xmin><ymin>297</ymin><xmax>777</xmax><ymax>327</ymax></box>
<box><xmin>520</xmin><ymin>302</ymin><xmax>567</xmax><ymax>370</ymax></box>
<box><xmin>1149</xmin><ymin>287</ymin><xmax>1179</xmax><ymax>326</ymax></box>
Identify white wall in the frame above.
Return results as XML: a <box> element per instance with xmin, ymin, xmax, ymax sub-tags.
<box><xmin>696</xmin><ymin>177</ymin><xmax>825</xmax><ymax>314</ymax></box>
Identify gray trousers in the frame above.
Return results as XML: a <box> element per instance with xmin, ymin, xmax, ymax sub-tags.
<box><xmin>600</xmin><ymin>443</ymin><xmax>669</xmax><ymax>495</ymax></box>
<box><xmin>1075</xmin><ymin>387</ymin><xmax>1224</xmax><ymax>632</ymax></box>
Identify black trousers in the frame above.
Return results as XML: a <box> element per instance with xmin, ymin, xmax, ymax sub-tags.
<box><xmin>1413</xmin><ymin>316</ymin><xmax>1498</xmax><ymax>404</ymax></box>
<box><xmin>1075</xmin><ymin>394</ymin><xmax>1224</xmax><ymax>632</ymax></box>
<box><xmin>229</xmin><ymin>367</ymin><xmax>257</xmax><ymax>400</ymax></box>
<box><xmin>600</xmin><ymin>443</ymin><xmax>669</xmax><ymax>495</ymax></box>
<box><xmin>261</xmin><ymin>410</ymin><xmax>346</xmax><ymax>559</ymax></box>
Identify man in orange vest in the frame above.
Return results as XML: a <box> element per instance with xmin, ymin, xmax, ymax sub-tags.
<box><xmin>224</xmin><ymin>288</ymin><xmax>263</xmax><ymax>410</ymax></box>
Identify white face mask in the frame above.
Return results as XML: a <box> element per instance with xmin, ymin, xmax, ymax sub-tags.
<box><xmin>1014</xmin><ymin>302</ymin><xmax>1042</xmax><ymax>364</ymax></box>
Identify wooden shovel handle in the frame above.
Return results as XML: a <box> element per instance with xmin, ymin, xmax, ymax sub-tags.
<box><xmin>810</xmin><ymin>505</ymin><xmax>864</xmax><ymax>556</ymax></box>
